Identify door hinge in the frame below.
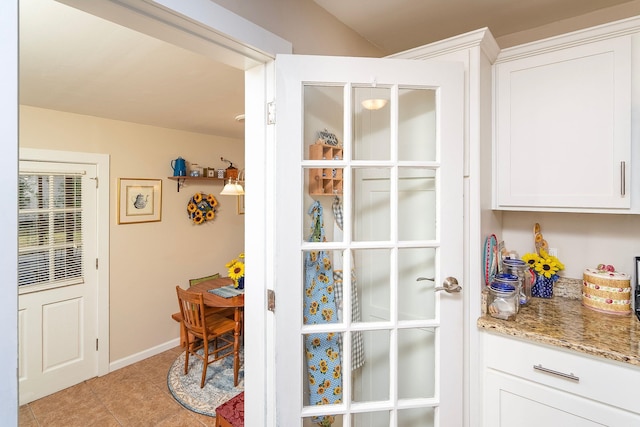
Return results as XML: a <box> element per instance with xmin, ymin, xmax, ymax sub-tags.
<box><xmin>95</xmin><ymin>258</ymin><xmax>99</xmax><ymax>269</ymax></box>
<box><xmin>96</xmin><ymin>338</ymin><xmax>99</xmax><ymax>351</ymax></box>
<box><xmin>90</xmin><ymin>176</ymin><xmax>98</xmax><ymax>188</ymax></box>
<box><xmin>267</xmin><ymin>101</ymin><xmax>276</xmax><ymax>125</ymax></box>
<box><xmin>267</xmin><ymin>289</ymin><xmax>275</xmax><ymax>312</ymax></box>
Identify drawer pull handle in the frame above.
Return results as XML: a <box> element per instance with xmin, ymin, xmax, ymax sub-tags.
<box><xmin>621</xmin><ymin>161</ymin><xmax>626</xmax><ymax>196</ymax></box>
<box><xmin>533</xmin><ymin>364</ymin><xmax>579</xmax><ymax>382</ymax></box>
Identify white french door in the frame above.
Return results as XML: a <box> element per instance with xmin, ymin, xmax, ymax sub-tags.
<box><xmin>274</xmin><ymin>55</ymin><xmax>464</xmax><ymax>426</ymax></box>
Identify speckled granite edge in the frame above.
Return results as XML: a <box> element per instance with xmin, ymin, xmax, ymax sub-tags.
<box><xmin>478</xmin><ymin>293</ymin><xmax>640</xmax><ymax>367</ymax></box>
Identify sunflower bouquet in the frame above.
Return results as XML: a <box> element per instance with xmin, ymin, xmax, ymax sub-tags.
<box><xmin>522</xmin><ymin>249</ymin><xmax>565</xmax><ymax>298</ymax></box>
<box><xmin>226</xmin><ymin>253</ymin><xmax>245</xmax><ymax>289</ymax></box>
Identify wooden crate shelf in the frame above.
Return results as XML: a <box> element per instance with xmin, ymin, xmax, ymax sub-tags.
<box><xmin>308</xmin><ymin>142</ymin><xmax>343</xmax><ymax>196</ymax></box>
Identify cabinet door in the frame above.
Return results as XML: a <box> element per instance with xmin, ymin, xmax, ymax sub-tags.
<box><xmin>484</xmin><ymin>370</ymin><xmax>640</xmax><ymax>426</ymax></box>
<box><xmin>494</xmin><ymin>36</ymin><xmax>631</xmax><ymax>211</ymax></box>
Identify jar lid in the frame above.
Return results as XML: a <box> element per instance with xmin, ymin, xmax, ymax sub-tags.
<box><xmin>503</xmin><ymin>258</ymin><xmax>527</xmax><ymax>267</ymax></box>
<box><xmin>490</xmin><ymin>282</ymin><xmax>516</xmax><ymax>292</ymax></box>
<box><xmin>494</xmin><ymin>273</ymin><xmax>518</xmax><ymax>282</ymax></box>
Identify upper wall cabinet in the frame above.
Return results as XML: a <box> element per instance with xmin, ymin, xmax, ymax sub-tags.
<box><xmin>493</xmin><ymin>18</ymin><xmax>640</xmax><ymax>213</ymax></box>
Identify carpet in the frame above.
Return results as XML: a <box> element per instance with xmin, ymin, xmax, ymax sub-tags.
<box><xmin>167</xmin><ymin>344</ymin><xmax>244</xmax><ymax>417</ymax></box>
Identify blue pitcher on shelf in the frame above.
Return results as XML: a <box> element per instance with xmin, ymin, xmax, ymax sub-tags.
<box><xmin>171</xmin><ymin>157</ymin><xmax>187</xmax><ymax>176</ymax></box>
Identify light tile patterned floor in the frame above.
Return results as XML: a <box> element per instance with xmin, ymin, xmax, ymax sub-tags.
<box><xmin>19</xmin><ymin>346</ymin><xmax>218</xmax><ymax>427</ymax></box>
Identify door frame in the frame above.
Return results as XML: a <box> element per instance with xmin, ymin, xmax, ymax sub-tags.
<box><xmin>1</xmin><ymin>1</ymin><xmax>18</xmax><ymax>422</ymax></box>
<box><xmin>18</xmin><ymin>148</ymin><xmax>111</xmax><ymax>379</ymax></box>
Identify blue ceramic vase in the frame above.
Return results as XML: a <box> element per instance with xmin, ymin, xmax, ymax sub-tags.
<box><xmin>532</xmin><ymin>274</ymin><xmax>554</xmax><ymax>298</ymax></box>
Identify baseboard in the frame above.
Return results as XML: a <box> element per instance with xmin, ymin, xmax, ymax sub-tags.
<box><xmin>108</xmin><ymin>338</ymin><xmax>180</xmax><ymax>373</ymax></box>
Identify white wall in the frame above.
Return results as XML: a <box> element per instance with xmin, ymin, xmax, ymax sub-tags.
<box><xmin>500</xmin><ymin>212</ymin><xmax>640</xmax><ymax>281</ymax></box>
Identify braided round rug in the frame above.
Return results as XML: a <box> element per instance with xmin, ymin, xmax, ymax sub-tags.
<box><xmin>167</xmin><ymin>346</ymin><xmax>244</xmax><ymax>417</ymax></box>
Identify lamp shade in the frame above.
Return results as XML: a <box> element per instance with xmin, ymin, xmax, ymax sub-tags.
<box><xmin>361</xmin><ymin>98</ymin><xmax>388</xmax><ymax>110</ymax></box>
<box><xmin>221</xmin><ymin>181</ymin><xmax>245</xmax><ymax>196</ymax></box>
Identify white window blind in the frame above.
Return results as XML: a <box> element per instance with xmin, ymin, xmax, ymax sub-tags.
<box><xmin>18</xmin><ymin>172</ymin><xmax>84</xmax><ymax>288</ymax></box>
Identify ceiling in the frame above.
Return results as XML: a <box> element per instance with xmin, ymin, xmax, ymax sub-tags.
<box><xmin>314</xmin><ymin>0</ymin><xmax>639</xmax><ymax>54</ymax></box>
<box><xmin>19</xmin><ymin>0</ymin><xmax>639</xmax><ymax>140</ymax></box>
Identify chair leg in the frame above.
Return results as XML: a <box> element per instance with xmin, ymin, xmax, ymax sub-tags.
<box><xmin>200</xmin><ymin>337</ymin><xmax>209</xmax><ymax>388</ymax></box>
<box><xmin>184</xmin><ymin>339</ymin><xmax>190</xmax><ymax>375</ymax></box>
<box><xmin>233</xmin><ymin>330</ymin><xmax>240</xmax><ymax>387</ymax></box>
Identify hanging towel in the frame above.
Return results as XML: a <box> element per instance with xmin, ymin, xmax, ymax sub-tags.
<box><xmin>331</xmin><ymin>197</ymin><xmax>365</xmax><ymax>371</ymax></box>
<box><xmin>304</xmin><ymin>201</ymin><xmax>342</xmax><ymax>425</ymax></box>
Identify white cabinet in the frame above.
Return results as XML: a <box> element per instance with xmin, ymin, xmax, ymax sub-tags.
<box><xmin>482</xmin><ymin>333</ymin><xmax>640</xmax><ymax>426</ymax></box>
<box><xmin>493</xmin><ymin>18</ymin><xmax>640</xmax><ymax>213</ymax></box>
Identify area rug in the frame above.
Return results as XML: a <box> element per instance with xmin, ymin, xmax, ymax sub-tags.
<box><xmin>167</xmin><ymin>345</ymin><xmax>244</xmax><ymax>417</ymax></box>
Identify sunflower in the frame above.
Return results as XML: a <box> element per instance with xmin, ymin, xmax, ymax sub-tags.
<box><xmin>539</xmin><ymin>248</ymin><xmax>565</xmax><ymax>271</ymax></box>
<box><xmin>193</xmin><ymin>192</ymin><xmax>203</xmax><ymax>203</ymax></box>
<box><xmin>205</xmin><ymin>210</ymin><xmax>215</xmax><ymax>220</ymax></box>
<box><xmin>534</xmin><ymin>257</ymin><xmax>560</xmax><ymax>278</ymax></box>
<box><xmin>193</xmin><ymin>214</ymin><xmax>204</xmax><ymax>224</ymax></box>
<box><xmin>187</xmin><ymin>202</ymin><xmax>197</xmax><ymax>213</ymax></box>
<box><xmin>228</xmin><ymin>261</ymin><xmax>245</xmax><ymax>281</ymax></box>
<box><xmin>207</xmin><ymin>194</ymin><xmax>218</xmax><ymax>206</ymax></box>
<box><xmin>522</xmin><ymin>252</ymin><xmax>540</xmax><ymax>268</ymax></box>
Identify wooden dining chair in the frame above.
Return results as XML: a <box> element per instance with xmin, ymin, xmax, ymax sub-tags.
<box><xmin>176</xmin><ymin>286</ymin><xmax>240</xmax><ymax>388</ymax></box>
<box><xmin>189</xmin><ymin>275</ymin><xmax>235</xmax><ymax>318</ymax></box>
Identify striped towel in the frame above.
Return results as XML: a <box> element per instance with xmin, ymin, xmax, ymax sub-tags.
<box><xmin>208</xmin><ymin>285</ymin><xmax>244</xmax><ymax>298</ymax></box>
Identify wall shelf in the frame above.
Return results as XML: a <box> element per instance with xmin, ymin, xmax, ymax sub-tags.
<box><xmin>167</xmin><ymin>176</ymin><xmax>225</xmax><ymax>192</ymax></box>
<box><xmin>308</xmin><ymin>142</ymin><xmax>343</xmax><ymax>196</ymax></box>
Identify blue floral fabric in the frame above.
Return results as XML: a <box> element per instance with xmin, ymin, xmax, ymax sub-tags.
<box><xmin>304</xmin><ymin>201</ymin><xmax>342</xmax><ymax>424</ymax></box>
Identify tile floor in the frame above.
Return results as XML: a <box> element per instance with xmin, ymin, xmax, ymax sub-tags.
<box><xmin>19</xmin><ymin>345</ymin><xmax>219</xmax><ymax>427</ymax></box>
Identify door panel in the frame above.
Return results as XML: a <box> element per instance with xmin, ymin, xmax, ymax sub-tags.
<box><xmin>18</xmin><ymin>161</ymin><xmax>98</xmax><ymax>405</ymax></box>
<box><xmin>275</xmin><ymin>54</ymin><xmax>464</xmax><ymax>426</ymax></box>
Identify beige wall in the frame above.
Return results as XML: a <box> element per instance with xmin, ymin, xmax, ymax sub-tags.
<box><xmin>20</xmin><ymin>105</ymin><xmax>245</xmax><ymax>361</ymax></box>
<box><xmin>212</xmin><ymin>0</ymin><xmax>384</xmax><ymax>57</ymax></box>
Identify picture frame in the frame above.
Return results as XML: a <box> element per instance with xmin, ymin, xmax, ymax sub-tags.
<box><xmin>117</xmin><ymin>178</ymin><xmax>162</xmax><ymax>224</ymax></box>
<box><xmin>237</xmin><ymin>195</ymin><xmax>245</xmax><ymax>215</ymax></box>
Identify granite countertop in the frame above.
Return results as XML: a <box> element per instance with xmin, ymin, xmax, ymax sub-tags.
<box><xmin>477</xmin><ymin>278</ymin><xmax>640</xmax><ymax>367</ymax></box>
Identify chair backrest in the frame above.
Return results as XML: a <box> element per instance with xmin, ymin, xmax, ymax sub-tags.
<box><xmin>176</xmin><ymin>286</ymin><xmax>208</xmax><ymax>337</ymax></box>
<box><xmin>189</xmin><ymin>273</ymin><xmax>220</xmax><ymax>287</ymax></box>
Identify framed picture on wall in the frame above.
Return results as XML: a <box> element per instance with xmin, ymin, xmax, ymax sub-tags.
<box><xmin>237</xmin><ymin>195</ymin><xmax>245</xmax><ymax>215</ymax></box>
<box><xmin>117</xmin><ymin>178</ymin><xmax>162</xmax><ymax>224</ymax></box>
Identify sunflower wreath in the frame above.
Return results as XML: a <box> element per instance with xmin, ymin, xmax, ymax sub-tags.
<box><xmin>186</xmin><ymin>192</ymin><xmax>218</xmax><ymax>224</ymax></box>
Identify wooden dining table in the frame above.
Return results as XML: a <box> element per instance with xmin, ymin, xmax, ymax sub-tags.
<box><xmin>173</xmin><ymin>276</ymin><xmax>244</xmax><ymax>348</ymax></box>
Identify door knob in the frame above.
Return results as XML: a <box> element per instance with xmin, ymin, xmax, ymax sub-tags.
<box><xmin>435</xmin><ymin>277</ymin><xmax>461</xmax><ymax>293</ymax></box>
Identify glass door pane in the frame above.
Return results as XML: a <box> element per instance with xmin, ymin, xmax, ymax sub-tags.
<box><xmin>301</xmin><ymin>80</ymin><xmax>440</xmax><ymax>426</ymax></box>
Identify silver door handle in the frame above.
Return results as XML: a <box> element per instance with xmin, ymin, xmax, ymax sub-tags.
<box><xmin>416</xmin><ymin>277</ymin><xmax>435</xmax><ymax>282</ymax></box>
<box><xmin>435</xmin><ymin>277</ymin><xmax>461</xmax><ymax>293</ymax></box>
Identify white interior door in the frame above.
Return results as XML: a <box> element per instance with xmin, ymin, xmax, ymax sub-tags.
<box><xmin>274</xmin><ymin>54</ymin><xmax>464</xmax><ymax>426</ymax></box>
<box><xmin>18</xmin><ymin>160</ymin><xmax>99</xmax><ymax>405</ymax></box>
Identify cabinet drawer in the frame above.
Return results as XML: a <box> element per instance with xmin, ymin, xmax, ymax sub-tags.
<box><xmin>483</xmin><ymin>332</ymin><xmax>640</xmax><ymax>414</ymax></box>
<box><xmin>484</xmin><ymin>369</ymin><xmax>640</xmax><ymax>426</ymax></box>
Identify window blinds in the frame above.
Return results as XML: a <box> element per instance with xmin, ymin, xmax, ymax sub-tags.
<box><xmin>18</xmin><ymin>172</ymin><xmax>84</xmax><ymax>287</ymax></box>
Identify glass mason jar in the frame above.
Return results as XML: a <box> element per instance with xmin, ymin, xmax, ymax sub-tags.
<box><xmin>502</xmin><ymin>258</ymin><xmax>532</xmax><ymax>306</ymax></box>
<box><xmin>487</xmin><ymin>281</ymin><xmax>518</xmax><ymax>321</ymax></box>
<box><xmin>493</xmin><ymin>272</ymin><xmax>520</xmax><ymax>312</ymax></box>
